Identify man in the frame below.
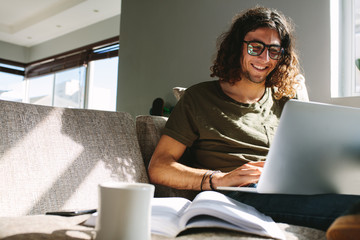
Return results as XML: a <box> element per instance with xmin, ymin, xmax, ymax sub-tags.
<box><xmin>148</xmin><ymin>6</ymin><xmax>360</xmax><ymax>231</ymax></box>
<box><xmin>149</xmin><ymin>6</ymin><xmax>300</xmax><ymax>191</ymax></box>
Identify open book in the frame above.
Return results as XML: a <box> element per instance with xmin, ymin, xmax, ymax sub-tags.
<box><xmin>85</xmin><ymin>191</ymin><xmax>285</xmax><ymax>239</ymax></box>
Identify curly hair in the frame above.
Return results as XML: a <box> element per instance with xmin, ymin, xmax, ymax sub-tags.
<box><xmin>210</xmin><ymin>6</ymin><xmax>301</xmax><ymax>99</ymax></box>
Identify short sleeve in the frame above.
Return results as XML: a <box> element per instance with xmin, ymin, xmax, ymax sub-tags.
<box><xmin>162</xmin><ymin>89</ymin><xmax>199</xmax><ymax>147</ymax></box>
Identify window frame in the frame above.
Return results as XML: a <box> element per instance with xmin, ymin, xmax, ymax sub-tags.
<box><xmin>25</xmin><ymin>36</ymin><xmax>119</xmax><ymax>78</ymax></box>
<box><xmin>0</xmin><ymin>58</ymin><xmax>25</xmax><ymax>76</ymax></box>
<box><xmin>0</xmin><ymin>37</ymin><xmax>119</xmax><ymax>110</ymax></box>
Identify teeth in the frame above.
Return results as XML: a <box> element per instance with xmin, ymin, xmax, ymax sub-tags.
<box><xmin>253</xmin><ymin>64</ymin><xmax>266</xmax><ymax>70</ymax></box>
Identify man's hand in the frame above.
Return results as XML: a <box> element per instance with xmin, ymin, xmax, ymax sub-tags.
<box><xmin>149</xmin><ymin>135</ymin><xmax>267</xmax><ymax>190</ymax></box>
<box><xmin>212</xmin><ymin>161</ymin><xmax>265</xmax><ymax>189</ymax></box>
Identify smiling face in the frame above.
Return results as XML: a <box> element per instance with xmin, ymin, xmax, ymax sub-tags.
<box><xmin>240</xmin><ymin>27</ymin><xmax>281</xmax><ymax>85</ymax></box>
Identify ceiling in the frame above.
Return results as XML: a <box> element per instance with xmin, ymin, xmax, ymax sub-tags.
<box><xmin>0</xmin><ymin>0</ymin><xmax>121</xmax><ymax>47</ymax></box>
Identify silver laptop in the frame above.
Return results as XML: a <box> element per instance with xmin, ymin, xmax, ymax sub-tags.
<box><xmin>217</xmin><ymin>100</ymin><xmax>360</xmax><ymax>195</ymax></box>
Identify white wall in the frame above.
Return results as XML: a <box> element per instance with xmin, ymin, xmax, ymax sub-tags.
<box><xmin>0</xmin><ymin>41</ymin><xmax>29</xmax><ymax>63</ymax></box>
<box><xmin>117</xmin><ymin>0</ymin><xmax>360</xmax><ymax>117</ymax></box>
<box><xmin>28</xmin><ymin>15</ymin><xmax>121</xmax><ymax>62</ymax></box>
<box><xmin>0</xmin><ymin>15</ymin><xmax>120</xmax><ymax>63</ymax></box>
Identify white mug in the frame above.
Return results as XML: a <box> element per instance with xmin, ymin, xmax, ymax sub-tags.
<box><xmin>95</xmin><ymin>182</ymin><xmax>155</xmax><ymax>240</ymax></box>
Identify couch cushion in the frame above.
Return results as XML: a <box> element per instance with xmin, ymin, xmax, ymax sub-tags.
<box><xmin>136</xmin><ymin>115</ymin><xmax>168</xmax><ymax>168</ymax></box>
<box><xmin>0</xmin><ymin>100</ymin><xmax>148</xmax><ymax>217</ymax></box>
<box><xmin>0</xmin><ymin>215</ymin><xmax>93</xmax><ymax>239</ymax></box>
<box><xmin>173</xmin><ymin>87</ymin><xmax>187</xmax><ymax>101</ymax></box>
<box><xmin>0</xmin><ymin>215</ymin><xmax>326</xmax><ymax>240</ymax></box>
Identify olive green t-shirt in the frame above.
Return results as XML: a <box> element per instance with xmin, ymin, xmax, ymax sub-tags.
<box><xmin>163</xmin><ymin>80</ymin><xmax>288</xmax><ymax>172</ymax></box>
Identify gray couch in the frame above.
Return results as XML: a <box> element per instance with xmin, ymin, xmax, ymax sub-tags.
<box><xmin>0</xmin><ymin>99</ymin><xmax>326</xmax><ymax>239</ymax></box>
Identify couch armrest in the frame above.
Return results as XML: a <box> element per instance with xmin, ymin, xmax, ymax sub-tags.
<box><xmin>135</xmin><ymin>115</ymin><xmax>168</xmax><ymax>168</ymax></box>
<box><xmin>135</xmin><ymin>115</ymin><xmax>198</xmax><ymax>200</ymax></box>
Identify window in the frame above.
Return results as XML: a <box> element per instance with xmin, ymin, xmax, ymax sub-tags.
<box><xmin>0</xmin><ymin>71</ymin><xmax>25</xmax><ymax>102</ymax></box>
<box><xmin>331</xmin><ymin>0</ymin><xmax>360</xmax><ymax>97</ymax></box>
<box><xmin>53</xmin><ymin>67</ymin><xmax>86</xmax><ymax>108</ymax></box>
<box><xmin>87</xmin><ymin>57</ymin><xmax>118</xmax><ymax>111</ymax></box>
<box><xmin>0</xmin><ymin>62</ymin><xmax>25</xmax><ymax>102</ymax></box>
<box><xmin>355</xmin><ymin>0</ymin><xmax>360</xmax><ymax>93</ymax></box>
<box><xmin>28</xmin><ymin>74</ymin><xmax>54</xmax><ymax>106</ymax></box>
<box><xmin>0</xmin><ymin>37</ymin><xmax>119</xmax><ymax>111</ymax></box>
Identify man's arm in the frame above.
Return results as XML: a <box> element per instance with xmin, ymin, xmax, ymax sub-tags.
<box><xmin>148</xmin><ymin>135</ymin><xmax>264</xmax><ymax>191</ymax></box>
<box><xmin>148</xmin><ymin>135</ymin><xmax>208</xmax><ymax>190</ymax></box>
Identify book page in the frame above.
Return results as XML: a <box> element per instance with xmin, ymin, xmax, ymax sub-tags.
<box><xmin>185</xmin><ymin>215</ymin><xmax>255</xmax><ymax>232</ymax></box>
<box><xmin>151</xmin><ymin>197</ymin><xmax>191</xmax><ymax>237</ymax></box>
<box><xmin>179</xmin><ymin>191</ymin><xmax>285</xmax><ymax>239</ymax></box>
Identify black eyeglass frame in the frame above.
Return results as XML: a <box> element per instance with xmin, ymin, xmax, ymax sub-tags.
<box><xmin>242</xmin><ymin>41</ymin><xmax>284</xmax><ymax>60</ymax></box>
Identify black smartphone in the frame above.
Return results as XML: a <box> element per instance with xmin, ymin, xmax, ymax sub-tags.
<box><xmin>45</xmin><ymin>209</ymin><xmax>97</xmax><ymax>217</ymax></box>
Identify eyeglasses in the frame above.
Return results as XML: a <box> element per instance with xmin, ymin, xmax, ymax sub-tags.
<box><xmin>242</xmin><ymin>41</ymin><xmax>284</xmax><ymax>60</ymax></box>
